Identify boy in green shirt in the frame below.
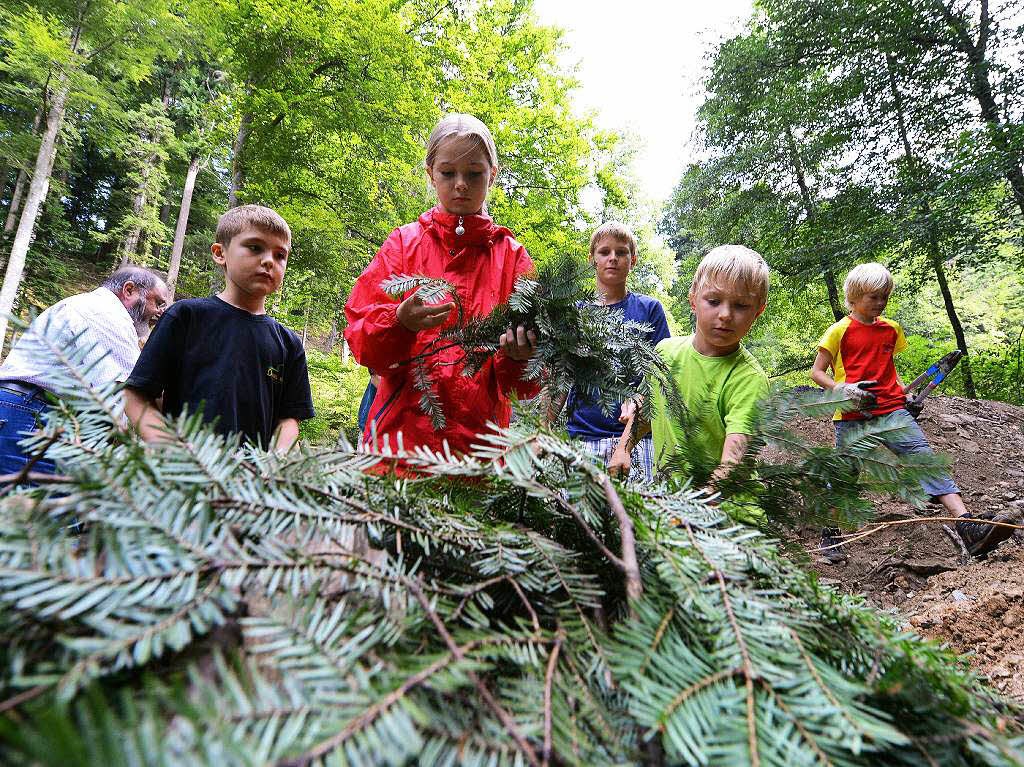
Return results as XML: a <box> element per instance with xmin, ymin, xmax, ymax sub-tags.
<box><xmin>611</xmin><ymin>245</ymin><xmax>769</xmax><ymax>483</ymax></box>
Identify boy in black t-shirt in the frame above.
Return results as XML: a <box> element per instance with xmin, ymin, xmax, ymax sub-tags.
<box><xmin>125</xmin><ymin>205</ymin><xmax>314</xmax><ymax>450</ymax></box>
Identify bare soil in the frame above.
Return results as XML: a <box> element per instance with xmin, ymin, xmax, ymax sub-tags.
<box><xmin>790</xmin><ymin>396</ymin><xmax>1024</xmax><ymax>700</ymax></box>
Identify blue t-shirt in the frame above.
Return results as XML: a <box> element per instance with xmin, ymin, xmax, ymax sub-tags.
<box><xmin>566</xmin><ymin>293</ymin><xmax>671</xmax><ymax>440</ymax></box>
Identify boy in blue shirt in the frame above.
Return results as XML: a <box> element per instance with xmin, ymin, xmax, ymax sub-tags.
<box><xmin>547</xmin><ymin>222</ymin><xmax>670</xmax><ymax>481</ymax></box>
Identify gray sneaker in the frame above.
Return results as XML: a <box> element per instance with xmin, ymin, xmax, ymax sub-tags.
<box><xmin>956</xmin><ymin>511</ymin><xmax>1017</xmax><ymax>557</ymax></box>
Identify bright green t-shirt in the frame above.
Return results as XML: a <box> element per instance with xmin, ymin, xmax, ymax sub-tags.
<box><xmin>649</xmin><ymin>336</ymin><xmax>768</xmax><ymax>477</ymax></box>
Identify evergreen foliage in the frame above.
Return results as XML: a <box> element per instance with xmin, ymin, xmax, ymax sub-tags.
<box><xmin>0</xmin><ymin>330</ymin><xmax>1021</xmax><ymax>766</ymax></box>
<box><xmin>381</xmin><ymin>255</ymin><xmax>681</xmax><ymax>431</ymax></box>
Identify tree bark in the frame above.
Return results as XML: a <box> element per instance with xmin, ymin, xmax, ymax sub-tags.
<box><xmin>785</xmin><ymin>128</ymin><xmax>844</xmax><ymax>321</ymax></box>
<box><xmin>2</xmin><ymin>105</ymin><xmax>44</xmax><ymax>244</ymax></box>
<box><xmin>152</xmin><ymin>191</ymin><xmax>173</xmax><ymax>261</ymax></box>
<box><xmin>325</xmin><ymin>284</ymin><xmax>345</xmax><ymax>352</ymax></box>
<box><xmin>933</xmin><ymin>0</ymin><xmax>1024</xmax><ymax>218</ymax></box>
<box><xmin>886</xmin><ymin>53</ymin><xmax>977</xmax><ymax>397</ymax></box>
<box><xmin>228</xmin><ymin>111</ymin><xmax>252</xmax><ymax>208</ymax></box>
<box><xmin>0</xmin><ymin>74</ymin><xmax>72</xmax><ymax>352</ymax></box>
<box><xmin>167</xmin><ymin>154</ymin><xmax>201</xmax><ymax>294</ymax></box>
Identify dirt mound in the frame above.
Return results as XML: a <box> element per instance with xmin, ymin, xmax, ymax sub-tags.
<box><xmin>904</xmin><ymin>546</ymin><xmax>1024</xmax><ymax>701</ymax></box>
<box><xmin>789</xmin><ymin>396</ymin><xmax>1024</xmax><ymax>699</ymax></box>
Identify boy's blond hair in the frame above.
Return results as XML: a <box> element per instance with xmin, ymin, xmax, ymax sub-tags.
<box><xmin>843</xmin><ymin>263</ymin><xmax>893</xmax><ymax>310</ymax></box>
<box><xmin>690</xmin><ymin>245</ymin><xmax>770</xmax><ymax>306</ymax></box>
<box><xmin>215</xmin><ymin>205</ymin><xmax>291</xmax><ymax>247</ymax></box>
<box><xmin>590</xmin><ymin>221</ymin><xmax>637</xmax><ymax>257</ymax></box>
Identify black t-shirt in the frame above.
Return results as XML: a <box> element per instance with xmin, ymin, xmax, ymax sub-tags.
<box><xmin>126</xmin><ymin>296</ymin><xmax>315</xmax><ymax>447</ymax></box>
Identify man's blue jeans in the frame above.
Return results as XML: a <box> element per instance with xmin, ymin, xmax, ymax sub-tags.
<box><xmin>0</xmin><ymin>384</ymin><xmax>55</xmax><ymax>476</ymax></box>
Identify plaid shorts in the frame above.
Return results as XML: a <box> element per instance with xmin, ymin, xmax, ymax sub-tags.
<box><xmin>579</xmin><ymin>435</ymin><xmax>654</xmax><ymax>484</ymax></box>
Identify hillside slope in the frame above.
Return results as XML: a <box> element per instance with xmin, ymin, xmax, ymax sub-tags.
<box><xmin>793</xmin><ymin>396</ymin><xmax>1024</xmax><ymax>700</ymax></box>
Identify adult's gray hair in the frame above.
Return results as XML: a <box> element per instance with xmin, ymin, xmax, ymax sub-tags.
<box><xmin>103</xmin><ymin>266</ymin><xmax>164</xmax><ymax>297</ymax></box>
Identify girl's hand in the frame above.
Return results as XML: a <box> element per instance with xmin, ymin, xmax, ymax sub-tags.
<box><xmin>499</xmin><ymin>324</ymin><xmax>538</xmax><ymax>361</ymax></box>
<box><xmin>397</xmin><ymin>289</ymin><xmax>455</xmax><ymax>332</ymax></box>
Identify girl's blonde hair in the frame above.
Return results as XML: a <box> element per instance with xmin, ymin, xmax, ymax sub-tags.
<box><xmin>425</xmin><ymin>113</ymin><xmax>498</xmax><ymax>170</ymax></box>
<box><xmin>843</xmin><ymin>263</ymin><xmax>893</xmax><ymax>310</ymax></box>
<box><xmin>690</xmin><ymin>245</ymin><xmax>770</xmax><ymax>307</ymax></box>
<box><xmin>425</xmin><ymin>113</ymin><xmax>498</xmax><ymax>215</ymax></box>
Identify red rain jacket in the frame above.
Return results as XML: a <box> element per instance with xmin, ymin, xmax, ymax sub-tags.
<box><xmin>344</xmin><ymin>207</ymin><xmax>539</xmax><ymax>456</ymax></box>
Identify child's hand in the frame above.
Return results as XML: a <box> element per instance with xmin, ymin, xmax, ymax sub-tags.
<box><xmin>608</xmin><ymin>446</ymin><xmax>632</xmax><ymax>478</ymax></box>
<box><xmin>397</xmin><ymin>289</ymin><xmax>455</xmax><ymax>332</ymax></box>
<box><xmin>499</xmin><ymin>325</ymin><xmax>538</xmax><ymax>361</ymax></box>
<box><xmin>618</xmin><ymin>398</ymin><xmax>640</xmax><ymax>424</ymax></box>
<box><xmin>833</xmin><ymin>382</ymin><xmax>875</xmax><ymax>408</ymax></box>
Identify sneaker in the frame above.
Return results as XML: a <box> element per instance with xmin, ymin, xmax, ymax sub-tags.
<box><xmin>956</xmin><ymin>512</ymin><xmax>1017</xmax><ymax>557</ymax></box>
<box><xmin>818</xmin><ymin>527</ymin><xmax>848</xmax><ymax>563</ymax></box>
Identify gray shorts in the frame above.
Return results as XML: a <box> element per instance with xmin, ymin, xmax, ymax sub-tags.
<box><xmin>834</xmin><ymin>408</ymin><xmax>959</xmax><ymax>499</ymax></box>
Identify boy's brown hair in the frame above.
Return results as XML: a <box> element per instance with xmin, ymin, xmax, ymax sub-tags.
<box><xmin>589</xmin><ymin>221</ymin><xmax>637</xmax><ymax>257</ymax></box>
<box><xmin>215</xmin><ymin>204</ymin><xmax>291</xmax><ymax>247</ymax></box>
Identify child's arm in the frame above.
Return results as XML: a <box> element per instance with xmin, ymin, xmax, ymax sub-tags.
<box><xmin>542</xmin><ymin>390</ymin><xmax>568</xmax><ymax>426</ymax></box>
<box><xmin>711</xmin><ymin>433</ymin><xmax>750</xmax><ymax>484</ymax></box>
<box><xmin>810</xmin><ymin>349</ymin><xmax>838</xmax><ymax>389</ymax></box>
<box><xmin>272</xmin><ymin>418</ymin><xmax>300</xmax><ymax>453</ymax></box>
<box><xmin>344</xmin><ymin>232</ymin><xmax>444</xmax><ymax>372</ymax></box>
<box><xmin>124</xmin><ymin>387</ymin><xmax>169</xmax><ymax>443</ymax></box>
<box><xmin>609</xmin><ymin>407</ymin><xmax>651</xmax><ymax>477</ymax></box>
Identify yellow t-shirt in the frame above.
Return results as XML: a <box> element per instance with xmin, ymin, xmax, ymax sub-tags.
<box><xmin>818</xmin><ymin>316</ymin><xmax>907</xmax><ymax>421</ymax></box>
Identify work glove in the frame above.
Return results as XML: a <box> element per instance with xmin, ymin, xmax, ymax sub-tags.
<box><xmin>833</xmin><ymin>381</ymin><xmax>877</xmax><ymax>409</ymax></box>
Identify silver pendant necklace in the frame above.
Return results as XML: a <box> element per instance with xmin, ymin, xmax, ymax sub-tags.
<box><xmin>455</xmin><ymin>216</ymin><xmax>465</xmax><ymax>236</ymax></box>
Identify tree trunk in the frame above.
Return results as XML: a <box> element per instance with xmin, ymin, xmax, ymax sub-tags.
<box><xmin>0</xmin><ymin>75</ymin><xmax>72</xmax><ymax>352</ymax></box>
<box><xmin>167</xmin><ymin>155</ymin><xmax>201</xmax><ymax>294</ymax></box>
<box><xmin>926</xmin><ymin>236</ymin><xmax>976</xmax><ymax>397</ymax></box>
<box><xmin>2</xmin><ymin>105</ymin><xmax>44</xmax><ymax>243</ymax></box>
<box><xmin>3</xmin><ymin>171</ymin><xmax>28</xmax><ymax>239</ymax></box>
<box><xmin>152</xmin><ymin>195</ymin><xmax>172</xmax><ymax>261</ymax></box>
<box><xmin>934</xmin><ymin>0</ymin><xmax>1024</xmax><ymax>219</ymax></box>
<box><xmin>325</xmin><ymin>284</ymin><xmax>345</xmax><ymax>351</ymax></box>
<box><xmin>228</xmin><ymin>111</ymin><xmax>252</xmax><ymax>208</ymax></box>
<box><xmin>301</xmin><ymin>300</ymin><xmax>309</xmax><ymax>347</ymax></box>
<box><xmin>120</xmin><ymin>178</ymin><xmax>147</xmax><ymax>264</ymax></box>
<box><xmin>785</xmin><ymin>128</ymin><xmax>844</xmax><ymax>321</ymax></box>
<box><xmin>885</xmin><ymin>53</ymin><xmax>976</xmax><ymax>397</ymax></box>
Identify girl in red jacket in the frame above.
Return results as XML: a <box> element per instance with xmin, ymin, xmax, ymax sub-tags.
<box><xmin>344</xmin><ymin>113</ymin><xmax>539</xmax><ymax>456</ymax></box>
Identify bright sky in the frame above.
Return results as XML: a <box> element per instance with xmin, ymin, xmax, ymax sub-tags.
<box><xmin>532</xmin><ymin>0</ymin><xmax>755</xmax><ymax>205</ymax></box>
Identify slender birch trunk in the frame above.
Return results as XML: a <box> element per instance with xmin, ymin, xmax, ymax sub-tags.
<box><xmin>0</xmin><ymin>75</ymin><xmax>72</xmax><ymax>352</ymax></box>
<box><xmin>886</xmin><ymin>52</ymin><xmax>977</xmax><ymax>397</ymax></box>
<box><xmin>2</xmin><ymin>107</ymin><xmax>44</xmax><ymax>242</ymax></box>
<box><xmin>784</xmin><ymin>127</ymin><xmax>844</xmax><ymax>321</ymax></box>
<box><xmin>167</xmin><ymin>154</ymin><xmax>201</xmax><ymax>293</ymax></box>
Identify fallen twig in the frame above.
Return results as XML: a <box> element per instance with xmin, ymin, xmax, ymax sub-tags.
<box><xmin>542</xmin><ymin>637</ymin><xmax>562</xmax><ymax>767</ymax></box>
<box><xmin>820</xmin><ymin>515</ymin><xmax>1024</xmax><ymax>552</ymax></box>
